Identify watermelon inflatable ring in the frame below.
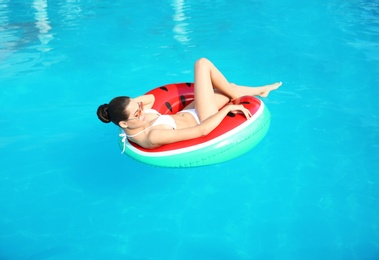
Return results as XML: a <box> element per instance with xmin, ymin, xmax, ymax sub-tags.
<box><xmin>119</xmin><ymin>83</ymin><xmax>271</xmax><ymax>167</ymax></box>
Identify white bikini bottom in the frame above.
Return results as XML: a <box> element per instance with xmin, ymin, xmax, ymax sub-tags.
<box><xmin>178</xmin><ymin>109</ymin><xmax>200</xmax><ymax>124</ymax></box>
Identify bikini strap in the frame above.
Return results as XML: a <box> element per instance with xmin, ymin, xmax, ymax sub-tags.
<box><xmin>119</xmin><ymin>131</ymin><xmax>127</xmax><ymax>154</ymax></box>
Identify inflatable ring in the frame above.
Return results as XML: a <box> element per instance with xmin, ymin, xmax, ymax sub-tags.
<box><xmin>119</xmin><ymin>82</ymin><xmax>271</xmax><ymax>167</ymax></box>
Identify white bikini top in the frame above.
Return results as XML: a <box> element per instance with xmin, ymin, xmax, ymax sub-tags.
<box><xmin>119</xmin><ymin>109</ymin><xmax>177</xmax><ymax>153</ymax></box>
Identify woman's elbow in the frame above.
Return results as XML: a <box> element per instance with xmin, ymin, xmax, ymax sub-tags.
<box><xmin>148</xmin><ymin>94</ymin><xmax>155</xmax><ymax>104</ymax></box>
<box><xmin>198</xmin><ymin>125</ymin><xmax>210</xmax><ymax>137</ymax></box>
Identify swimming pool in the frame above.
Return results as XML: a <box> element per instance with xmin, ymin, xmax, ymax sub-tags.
<box><xmin>1</xmin><ymin>0</ymin><xmax>378</xmax><ymax>259</ymax></box>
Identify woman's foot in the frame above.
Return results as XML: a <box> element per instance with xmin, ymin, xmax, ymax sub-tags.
<box><xmin>258</xmin><ymin>82</ymin><xmax>282</xmax><ymax>97</ymax></box>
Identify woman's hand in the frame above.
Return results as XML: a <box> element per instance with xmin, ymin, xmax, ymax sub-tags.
<box><xmin>227</xmin><ymin>104</ymin><xmax>252</xmax><ymax>120</ymax></box>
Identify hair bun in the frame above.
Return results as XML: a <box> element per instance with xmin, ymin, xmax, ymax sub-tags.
<box><xmin>97</xmin><ymin>104</ymin><xmax>111</xmax><ymax>123</ymax></box>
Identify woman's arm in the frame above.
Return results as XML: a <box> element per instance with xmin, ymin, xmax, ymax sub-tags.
<box><xmin>133</xmin><ymin>94</ymin><xmax>155</xmax><ymax>109</ymax></box>
<box><xmin>197</xmin><ymin>104</ymin><xmax>251</xmax><ymax>136</ymax></box>
<box><xmin>145</xmin><ymin>104</ymin><xmax>251</xmax><ymax>148</ymax></box>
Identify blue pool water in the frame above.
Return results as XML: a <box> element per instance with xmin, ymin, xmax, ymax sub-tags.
<box><xmin>1</xmin><ymin>0</ymin><xmax>379</xmax><ymax>259</ymax></box>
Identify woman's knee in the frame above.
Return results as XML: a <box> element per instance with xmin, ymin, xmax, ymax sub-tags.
<box><xmin>194</xmin><ymin>57</ymin><xmax>211</xmax><ymax>70</ymax></box>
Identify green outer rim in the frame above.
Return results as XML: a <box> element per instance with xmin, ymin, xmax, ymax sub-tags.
<box><xmin>120</xmin><ymin>106</ymin><xmax>271</xmax><ymax>168</ymax></box>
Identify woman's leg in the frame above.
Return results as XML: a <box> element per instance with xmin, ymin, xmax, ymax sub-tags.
<box><xmin>193</xmin><ymin>58</ymin><xmax>239</xmax><ymax>122</ymax></box>
<box><xmin>232</xmin><ymin>82</ymin><xmax>282</xmax><ymax>97</ymax></box>
<box><xmin>193</xmin><ymin>58</ymin><xmax>282</xmax><ymax>122</ymax></box>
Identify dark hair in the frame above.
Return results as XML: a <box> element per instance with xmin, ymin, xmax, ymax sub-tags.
<box><xmin>97</xmin><ymin>96</ymin><xmax>131</xmax><ymax>126</ymax></box>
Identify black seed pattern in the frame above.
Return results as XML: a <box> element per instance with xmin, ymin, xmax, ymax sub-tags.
<box><xmin>180</xmin><ymin>95</ymin><xmax>186</xmax><ymax>107</ymax></box>
<box><xmin>227</xmin><ymin>112</ymin><xmax>235</xmax><ymax>117</ymax></box>
<box><xmin>165</xmin><ymin>102</ymin><xmax>173</xmax><ymax>112</ymax></box>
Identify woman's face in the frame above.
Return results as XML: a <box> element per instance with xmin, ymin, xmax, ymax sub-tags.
<box><xmin>124</xmin><ymin>100</ymin><xmax>147</xmax><ymax>125</ymax></box>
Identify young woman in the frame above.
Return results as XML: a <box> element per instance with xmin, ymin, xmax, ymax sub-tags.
<box><xmin>97</xmin><ymin>58</ymin><xmax>281</xmax><ymax>149</ymax></box>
